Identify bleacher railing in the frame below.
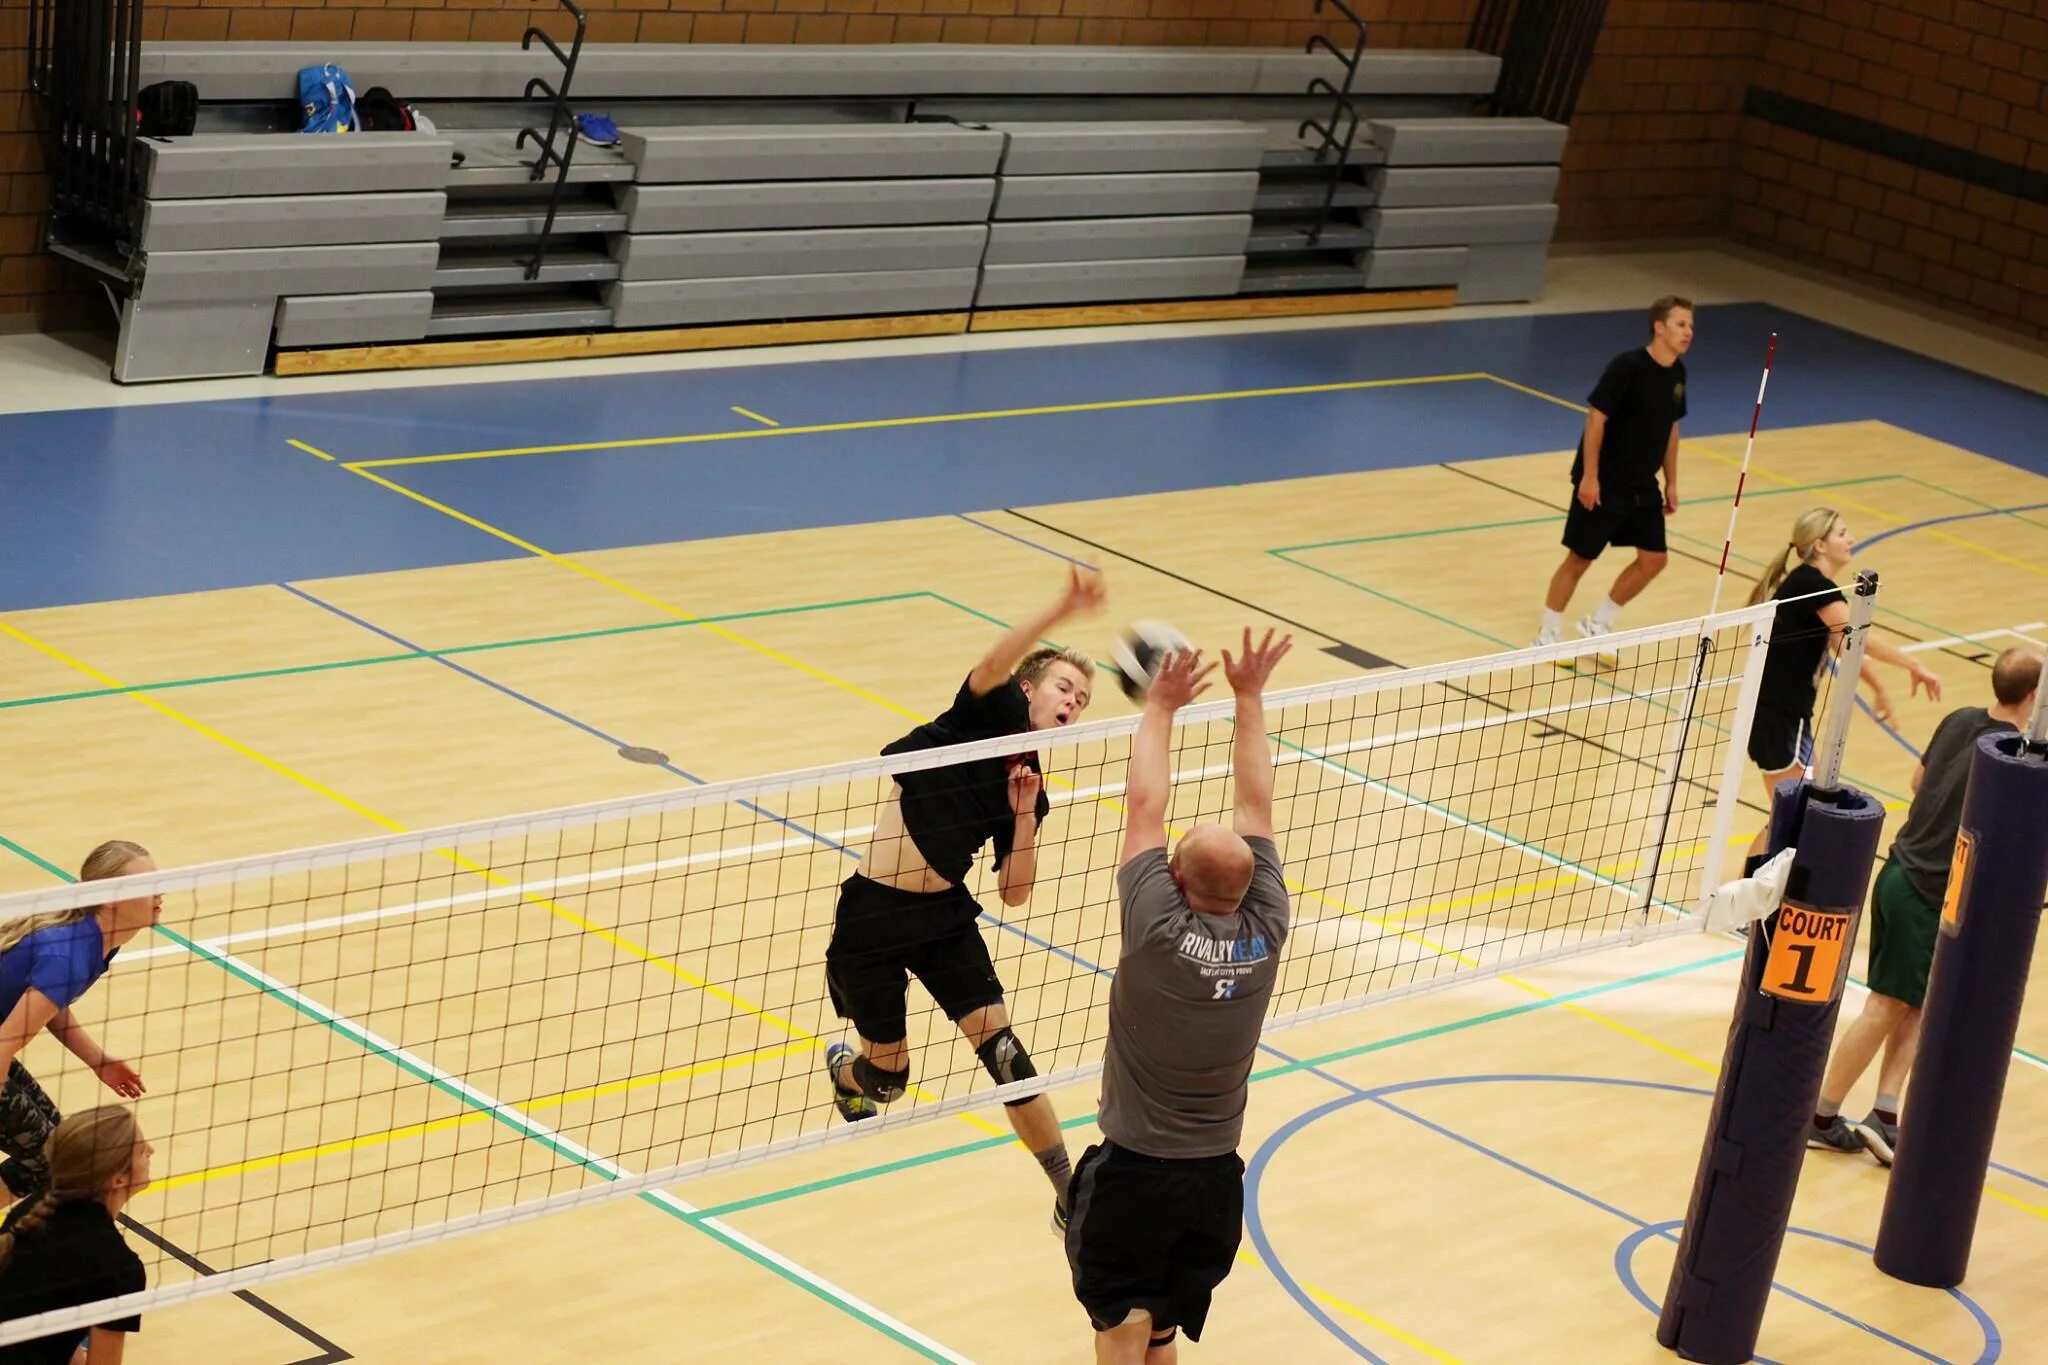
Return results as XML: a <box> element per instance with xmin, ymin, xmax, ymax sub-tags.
<box><xmin>30</xmin><ymin>0</ymin><xmax>145</xmax><ymax>255</ymax></box>
<box><xmin>1294</xmin><ymin>0</ymin><xmax>1368</xmax><ymax>247</ymax></box>
<box><xmin>1470</xmin><ymin>0</ymin><xmax>1612</xmax><ymax>125</ymax></box>
<box><xmin>515</xmin><ymin>0</ymin><xmax>589</xmax><ymax>282</ymax></box>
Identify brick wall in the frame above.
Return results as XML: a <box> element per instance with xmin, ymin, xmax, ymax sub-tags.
<box><xmin>1553</xmin><ymin>0</ymin><xmax>1764</xmax><ymax>241</ymax></box>
<box><xmin>1727</xmin><ymin>0</ymin><xmax>2048</xmax><ymax>339</ymax></box>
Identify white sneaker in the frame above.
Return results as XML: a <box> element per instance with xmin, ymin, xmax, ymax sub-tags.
<box><xmin>1531</xmin><ymin>626</ymin><xmax>1561</xmax><ymax>648</ymax></box>
<box><xmin>1575</xmin><ymin>616</ymin><xmax>1620</xmax><ymax>668</ymax></box>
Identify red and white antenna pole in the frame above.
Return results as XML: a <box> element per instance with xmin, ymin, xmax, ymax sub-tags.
<box><xmin>1706</xmin><ymin>332</ymin><xmax>1779</xmax><ymax>618</ymax></box>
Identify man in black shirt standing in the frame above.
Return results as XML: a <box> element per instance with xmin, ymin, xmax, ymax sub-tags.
<box><xmin>1532</xmin><ymin>296</ymin><xmax>1693</xmax><ymax>654</ymax></box>
<box><xmin>1808</xmin><ymin>647</ymin><xmax>2039</xmax><ymax>1165</ymax></box>
<box><xmin>822</xmin><ymin>566</ymin><xmax>1105</xmax><ymax>1226</ymax></box>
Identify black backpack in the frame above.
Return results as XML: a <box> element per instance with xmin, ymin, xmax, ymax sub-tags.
<box><xmin>355</xmin><ymin>86</ymin><xmax>415</xmax><ymax>132</ymax></box>
<box><xmin>135</xmin><ymin>81</ymin><xmax>197</xmax><ymax>136</ymax></box>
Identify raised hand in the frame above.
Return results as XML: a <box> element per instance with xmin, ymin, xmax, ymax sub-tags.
<box><xmin>1222</xmin><ymin>627</ymin><xmax>1294</xmax><ymax>697</ymax></box>
<box><xmin>1060</xmin><ymin>565</ymin><xmax>1108</xmax><ymax>618</ymax></box>
<box><xmin>1147</xmin><ymin>648</ymin><xmax>1215</xmax><ymax>713</ymax></box>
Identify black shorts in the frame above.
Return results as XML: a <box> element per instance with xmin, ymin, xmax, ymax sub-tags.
<box><xmin>1747</xmin><ymin>705</ymin><xmax>1813</xmax><ymax>774</ymax></box>
<box><xmin>1562</xmin><ymin>487</ymin><xmax>1667</xmax><ymax>559</ymax></box>
<box><xmin>1065</xmin><ymin>1141</ymin><xmax>1244</xmax><ymax>1342</ymax></box>
<box><xmin>824</xmin><ymin>874</ymin><xmax>1004</xmax><ymax>1045</ymax></box>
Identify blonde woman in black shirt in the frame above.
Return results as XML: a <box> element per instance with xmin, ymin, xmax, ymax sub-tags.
<box><xmin>0</xmin><ymin>1106</ymin><xmax>153</xmax><ymax>1365</ymax></box>
<box><xmin>1743</xmin><ymin>507</ymin><xmax>1941</xmax><ymax>857</ymax></box>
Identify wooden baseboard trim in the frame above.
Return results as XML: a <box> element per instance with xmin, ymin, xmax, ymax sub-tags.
<box><xmin>274</xmin><ymin>312</ymin><xmax>972</xmax><ymax>376</ymax></box>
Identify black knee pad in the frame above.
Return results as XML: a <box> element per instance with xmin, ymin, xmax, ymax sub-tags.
<box><xmin>851</xmin><ymin>1056</ymin><xmax>909</xmax><ymax>1104</ymax></box>
<box><xmin>976</xmin><ymin>1028</ymin><xmax>1039</xmax><ymax>1105</ymax></box>
<box><xmin>1150</xmin><ymin>1328</ymin><xmax>1178</xmax><ymax>1348</ymax></box>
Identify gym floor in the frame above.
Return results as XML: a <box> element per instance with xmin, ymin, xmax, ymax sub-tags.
<box><xmin>1</xmin><ymin>246</ymin><xmax>2044</xmax><ymax>1362</ymax></box>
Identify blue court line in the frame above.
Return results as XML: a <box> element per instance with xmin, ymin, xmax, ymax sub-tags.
<box><xmin>953</xmin><ymin>513</ymin><xmax>1096</xmax><ymax>569</ymax></box>
<box><xmin>276</xmin><ymin>583</ymin><xmax>846</xmax><ymax>854</ymax></box>
<box><xmin>1242</xmin><ymin>1072</ymin><xmax>2002</xmax><ymax>1364</ymax></box>
<box><xmin>1612</xmin><ymin>1221</ymin><xmax>2001</xmax><ymax>1365</ymax></box>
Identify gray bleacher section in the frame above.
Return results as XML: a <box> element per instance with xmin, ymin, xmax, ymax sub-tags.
<box><xmin>111</xmin><ymin>42</ymin><xmax>1567</xmax><ymax>380</ymax></box>
<box><xmin>123</xmin><ymin>135</ymin><xmax>448</xmax><ymax>381</ymax></box>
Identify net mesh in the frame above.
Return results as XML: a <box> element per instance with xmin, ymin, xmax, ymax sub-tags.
<box><xmin>0</xmin><ymin>604</ymin><xmax>1780</xmax><ymax>1342</ymax></box>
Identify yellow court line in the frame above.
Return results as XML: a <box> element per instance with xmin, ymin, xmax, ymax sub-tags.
<box><xmin>1236</xmin><ymin>1247</ymin><xmax>1465</xmax><ymax>1365</ymax></box>
<box><xmin>730</xmin><ymin>406</ymin><xmax>780</xmax><ymax>428</ymax></box>
<box><xmin>1479</xmin><ymin>374</ymin><xmax>2048</xmax><ymax>578</ymax></box>
<box><xmin>286</xmin><ymin>439</ymin><xmax>337</xmax><ymax>462</ymax></box>
<box><xmin>344</xmin><ymin>466</ymin><xmax>924</xmax><ymax>724</ymax></box>
<box><xmin>158</xmin><ymin>1039</ymin><xmax>821</xmax><ymax>1191</ymax></box>
<box><xmin>346</xmin><ymin>373</ymin><xmax>1491</xmax><ymax>468</ymax></box>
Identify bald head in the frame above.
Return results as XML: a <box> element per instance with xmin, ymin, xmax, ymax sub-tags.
<box><xmin>1171</xmin><ymin>825</ymin><xmax>1256</xmax><ymax>915</ymax></box>
<box><xmin>1992</xmin><ymin>648</ymin><xmax>2041</xmax><ymax>709</ymax></box>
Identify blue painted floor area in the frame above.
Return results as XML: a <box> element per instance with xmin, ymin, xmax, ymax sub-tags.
<box><xmin>3</xmin><ymin>301</ymin><xmax>2044</xmax><ymax>611</ymax></box>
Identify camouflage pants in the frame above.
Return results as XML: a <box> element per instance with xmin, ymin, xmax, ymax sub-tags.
<box><xmin>0</xmin><ymin>1061</ymin><xmax>61</xmax><ymax>1199</ymax></box>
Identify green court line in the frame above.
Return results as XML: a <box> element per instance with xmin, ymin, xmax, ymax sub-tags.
<box><xmin>2</xmin><ymin>837</ymin><xmax>959</xmax><ymax>1363</ymax></box>
<box><xmin>0</xmin><ymin>833</ymin><xmax>68</xmax><ymax>880</ymax></box>
<box><xmin>689</xmin><ymin>947</ymin><xmax>1748</xmax><ymax>1222</ymax></box>
<box><xmin>0</xmin><ymin>589</ymin><xmax>935</xmax><ymax>714</ymax></box>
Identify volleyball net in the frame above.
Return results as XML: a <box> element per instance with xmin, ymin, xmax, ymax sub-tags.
<box><xmin>0</xmin><ymin>598</ymin><xmax>1808</xmax><ymax>1343</ymax></box>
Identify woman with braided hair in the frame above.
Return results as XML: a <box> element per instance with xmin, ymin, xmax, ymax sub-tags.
<box><xmin>0</xmin><ymin>1106</ymin><xmax>153</xmax><ymax>1364</ymax></box>
<box><xmin>0</xmin><ymin>842</ymin><xmax>157</xmax><ymax>1205</ymax></box>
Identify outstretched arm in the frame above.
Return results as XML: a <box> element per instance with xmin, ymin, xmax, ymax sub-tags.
<box><xmin>1120</xmin><ymin>650</ymin><xmax>1214</xmax><ymax>866</ymax></box>
<box><xmin>966</xmin><ymin>566</ymin><xmax>1106</xmax><ymax>696</ymax></box>
<box><xmin>1223</xmin><ymin>629</ymin><xmax>1294</xmax><ymax>841</ymax></box>
<box><xmin>50</xmin><ymin>1008</ymin><xmax>144</xmax><ymax>1098</ymax></box>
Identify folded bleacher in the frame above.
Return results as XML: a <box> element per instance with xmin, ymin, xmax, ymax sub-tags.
<box><xmin>103</xmin><ymin>42</ymin><xmax>1569</xmax><ymax>380</ymax></box>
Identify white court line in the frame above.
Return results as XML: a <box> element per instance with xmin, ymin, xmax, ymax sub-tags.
<box><xmin>122</xmin><ymin>828</ymin><xmax>877</xmax><ymax>962</ymax></box>
<box><xmin>0</xmin><ymin>929</ymin><xmax>970</xmax><ymax>1359</ymax></box>
<box><xmin>1902</xmin><ymin>622</ymin><xmax>2046</xmax><ymax>654</ymax></box>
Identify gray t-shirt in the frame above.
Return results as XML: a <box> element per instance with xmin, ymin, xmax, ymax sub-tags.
<box><xmin>1098</xmin><ymin>836</ymin><xmax>1291</xmax><ymax>1159</ymax></box>
<box><xmin>1889</xmin><ymin>707</ymin><xmax>2017</xmax><ymax>907</ymax></box>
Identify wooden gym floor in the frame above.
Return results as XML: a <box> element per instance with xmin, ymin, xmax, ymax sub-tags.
<box><xmin>1</xmin><ymin>251</ymin><xmax>2045</xmax><ymax>1363</ymax></box>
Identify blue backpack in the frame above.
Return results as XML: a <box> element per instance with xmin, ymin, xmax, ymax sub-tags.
<box><xmin>298</xmin><ymin>64</ymin><xmax>357</xmax><ymax>134</ymax></box>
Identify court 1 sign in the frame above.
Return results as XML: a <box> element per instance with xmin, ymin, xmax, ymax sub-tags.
<box><xmin>1761</xmin><ymin>899</ymin><xmax>1853</xmax><ymax>1003</ymax></box>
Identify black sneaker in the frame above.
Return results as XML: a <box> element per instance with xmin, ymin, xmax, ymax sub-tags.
<box><xmin>824</xmin><ymin>1042</ymin><xmax>877</xmax><ymax>1123</ymax></box>
<box><xmin>1806</xmin><ymin>1117</ymin><xmax>1868</xmax><ymax>1156</ymax></box>
<box><xmin>1858</xmin><ymin>1111</ymin><xmax>1898</xmax><ymax>1166</ymax></box>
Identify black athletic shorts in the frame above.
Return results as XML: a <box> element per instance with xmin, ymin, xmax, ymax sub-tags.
<box><xmin>1747</xmin><ymin>704</ymin><xmax>1813</xmax><ymax>774</ymax></box>
<box><xmin>1065</xmin><ymin>1141</ymin><xmax>1244</xmax><ymax>1342</ymax></box>
<box><xmin>824</xmin><ymin>874</ymin><xmax>1004</xmax><ymax>1045</ymax></box>
<box><xmin>1562</xmin><ymin>486</ymin><xmax>1667</xmax><ymax>559</ymax></box>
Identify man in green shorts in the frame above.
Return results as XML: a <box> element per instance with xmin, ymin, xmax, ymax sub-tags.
<box><xmin>1808</xmin><ymin>646</ymin><xmax>2041</xmax><ymax>1165</ymax></box>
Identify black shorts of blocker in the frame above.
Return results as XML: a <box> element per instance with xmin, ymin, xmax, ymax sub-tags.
<box><xmin>1562</xmin><ymin>487</ymin><xmax>1667</xmax><ymax>559</ymax></box>
<box><xmin>1065</xmin><ymin>1141</ymin><xmax>1245</xmax><ymax>1342</ymax></box>
<box><xmin>824</xmin><ymin>874</ymin><xmax>1005</xmax><ymax>1045</ymax></box>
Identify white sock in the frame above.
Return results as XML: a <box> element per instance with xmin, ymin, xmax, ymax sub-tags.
<box><xmin>1592</xmin><ymin>596</ymin><xmax>1621</xmax><ymax>628</ymax></box>
<box><xmin>1541</xmin><ymin>608</ymin><xmax>1563</xmax><ymax>634</ymax></box>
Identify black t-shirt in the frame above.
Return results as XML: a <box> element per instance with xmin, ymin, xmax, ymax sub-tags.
<box><xmin>882</xmin><ymin>675</ymin><xmax>1052</xmax><ymax>886</ymax></box>
<box><xmin>1759</xmin><ymin>564</ymin><xmax>1846</xmax><ymax>719</ymax></box>
<box><xmin>1570</xmin><ymin>347</ymin><xmax>1688</xmax><ymax>492</ymax></box>
<box><xmin>0</xmin><ymin>1201</ymin><xmax>144</xmax><ymax>1364</ymax></box>
<box><xmin>1889</xmin><ymin>708</ymin><xmax>2018</xmax><ymax>907</ymax></box>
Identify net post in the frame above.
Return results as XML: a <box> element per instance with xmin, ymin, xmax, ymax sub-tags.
<box><xmin>2027</xmin><ymin>678</ymin><xmax>2047</xmax><ymax>753</ymax></box>
<box><xmin>1874</xmin><ymin>731</ymin><xmax>2048</xmax><ymax>1287</ymax></box>
<box><xmin>1656</xmin><ymin>584</ymin><xmax>1888</xmax><ymax>1363</ymax></box>
<box><xmin>1811</xmin><ymin>569</ymin><xmax>1878</xmax><ymax>795</ymax></box>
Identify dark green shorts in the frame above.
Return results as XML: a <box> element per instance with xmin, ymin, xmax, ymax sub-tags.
<box><xmin>1867</xmin><ymin>859</ymin><xmax>1940</xmax><ymax>1009</ymax></box>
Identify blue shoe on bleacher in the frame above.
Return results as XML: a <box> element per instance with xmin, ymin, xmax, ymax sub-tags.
<box><xmin>573</xmin><ymin>112</ymin><xmax>619</xmax><ymax>147</ymax></box>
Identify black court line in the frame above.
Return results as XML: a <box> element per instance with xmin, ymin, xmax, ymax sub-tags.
<box><xmin>1436</xmin><ymin>462</ymin><xmax>1991</xmax><ymax>671</ymax></box>
<box><xmin>116</xmin><ymin>1215</ymin><xmax>351</xmax><ymax>1364</ymax></box>
<box><xmin>998</xmin><ymin>508</ymin><xmax>1767</xmax><ymax>816</ymax></box>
